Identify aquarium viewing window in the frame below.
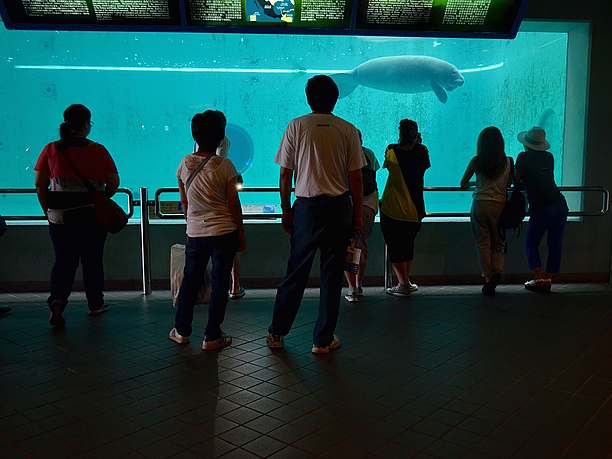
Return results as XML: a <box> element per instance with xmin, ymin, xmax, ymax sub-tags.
<box><xmin>0</xmin><ymin>0</ymin><xmax>526</xmax><ymax>38</ymax></box>
<box><xmin>0</xmin><ymin>19</ymin><xmax>589</xmax><ymax>221</ymax></box>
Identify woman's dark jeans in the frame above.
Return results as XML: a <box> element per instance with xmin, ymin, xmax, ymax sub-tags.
<box><xmin>525</xmin><ymin>196</ymin><xmax>569</xmax><ymax>274</ymax></box>
<box><xmin>48</xmin><ymin>208</ymin><xmax>107</xmax><ymax>310</ymax></box>
<box><xmin>174</xmin><ymin>231</ymin><xmax>238</xmax><ymax>341</ymax></box>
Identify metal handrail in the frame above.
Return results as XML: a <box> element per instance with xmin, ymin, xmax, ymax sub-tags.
<box><xmin>2</xmin><ymin>185</ymin><xmax>609</xmax><ymax>295</ymax></box>
<box><xmin>421</xmin><ymin>186</ymin><xmax>610</xmax><ymax>218</ymax></box>
<box><xmin>154</xmin><ymin>185</ymin><xmax>611</xmax><ymax>291</ymax></box>
<box><xmin>0</xmin><ymin>188</ymin><xmax>136</xmax><ymax>220</ymax></box>
<box><xmin>155</xmin><ymin>187</ymin><xmax>285</xmax><ymax>220</ymax></box>
<box><xmin>382</xmin><ymin>185</ymin><xmax>611</xmax><ymax>290</ymax></box>
<box><xmin>154</xmin><ymin>185</ymin><xmax>611</xmax><ymax>219</ymax></box>
<box><xmin>2</xmin><ymin>186</ymin><xmax>606</xmax><ymax>221</ymax></box>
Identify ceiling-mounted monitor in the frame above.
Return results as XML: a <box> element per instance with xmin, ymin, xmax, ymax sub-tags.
<box><xmin>0</xmin><ymin>0</ymin><xmax>181</xmax><ymax>27</ymax></box>
<box><xmin>0</xmin><ymin>0</ymin><xmax>526</xmax><ymax>37</ymax></box>
<box><xmin>185</xmin><ymin>0</ymin><xmax>353</xmax><ymax>30</ymax></box>
<box><xmin>355</xmin><ymin>0</ymin><xmax>526</xmax><ymax>37</ymax></box>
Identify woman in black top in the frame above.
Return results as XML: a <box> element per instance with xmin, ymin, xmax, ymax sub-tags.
<box><xmin>515</xmin><ymin>127</ymin><xmax>568</xmax><ymax>292</ymax></box>
<box><xmin>380</xmin><ymin>119</ymin><xmax>431</xmax><ymax>297</ymax></box>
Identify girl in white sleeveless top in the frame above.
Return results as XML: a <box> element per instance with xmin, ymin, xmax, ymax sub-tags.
<box><xmin>461</xmin><ymin>127</ymin><xmax>513</xmax><ymax>296</ymax></box>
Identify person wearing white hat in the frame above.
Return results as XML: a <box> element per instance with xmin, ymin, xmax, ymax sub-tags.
<box><xmin>515</xmin><ymin>127</ymin><xmax>568</xmax><ymax>292</ymax></box>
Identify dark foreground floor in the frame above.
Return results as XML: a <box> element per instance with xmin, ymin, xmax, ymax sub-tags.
<box><xmin>1</xmin><ymin>285</ymin><xmax>612</xmax><ymax>459</ymax></box>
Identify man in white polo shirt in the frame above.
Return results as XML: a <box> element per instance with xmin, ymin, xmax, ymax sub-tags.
<box><xmin>266</xmin><ymin>75</ymin><xmax>365</xmax><ymax>354</ymax></box>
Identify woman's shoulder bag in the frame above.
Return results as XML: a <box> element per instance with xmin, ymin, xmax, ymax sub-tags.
<box><xmin>62</xmin><ymin>150</ymin><xmax>128</xmax><ymax>234</ymax></box>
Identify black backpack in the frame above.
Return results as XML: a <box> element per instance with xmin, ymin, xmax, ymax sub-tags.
<box><xmin>362</xmin><ymin>154</ymin><xmax>378</xmax><ymax>197</ymax></box>
<box><xmin>498</xmin><ymin>158</ymin><xmax>526</xmax><ymax>237</ymax></box>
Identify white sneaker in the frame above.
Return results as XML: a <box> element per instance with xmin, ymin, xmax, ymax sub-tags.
<box><xmin>169</xmin><ymin>328</ymin><xmax>189</xmax><ymax>345</ymax></box>
<box><xmin>312</xmin><ymin>335</ymin><xmax>341</xmax><ymax>354</ymax></box>
<box><xmin>386</xmin><ymin>283</ymin><xmax>418</xmax><ymax>297</ymax></box>
<box><xmin>229</xmin><ymin>287</ymin><xmax>246</xmax><ymax>300</ymax></box>
<box><xmin>344</xmin><ymin>288</ymin><xmax>361</xmax><ymax>303</ymax></box>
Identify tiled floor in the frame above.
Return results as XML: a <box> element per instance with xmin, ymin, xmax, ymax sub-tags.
<box><xmin>1</xmin><ymin>285</ymin><xmax>612</xmax><ymax>458</ymax></box>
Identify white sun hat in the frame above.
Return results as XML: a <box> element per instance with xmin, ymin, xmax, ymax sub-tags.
<box><xmin>517</xmin><ymin>127</ymin><xmax>550</xmax><ymax>151</ymax></box>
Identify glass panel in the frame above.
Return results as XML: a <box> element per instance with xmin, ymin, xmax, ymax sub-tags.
<box><xmin>0</xmin><ymin>18</ymin><xmax>576</xmax><ymax>219</ymax></box>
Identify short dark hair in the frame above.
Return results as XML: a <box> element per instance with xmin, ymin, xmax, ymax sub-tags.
<box><xmin>305</xmin><ymin>75</ymin><xmax>339</xmax><ymax>113</ymax></box>
<box><xmin>192</xmin><ymin>110</ymin><xmax>225</xmax><ymax>152</ymax></box>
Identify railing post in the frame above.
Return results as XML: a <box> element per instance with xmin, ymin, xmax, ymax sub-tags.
<box><xmin>139</xmin><ymin>187</ymin><xmax>152</xmax><ymax>296</ymax></box>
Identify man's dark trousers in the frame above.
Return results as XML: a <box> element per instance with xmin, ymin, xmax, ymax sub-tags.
<box><xmin>270</xmin><ymin>193</ymin><xmax>352</xmax><ymax>347</ymax></box>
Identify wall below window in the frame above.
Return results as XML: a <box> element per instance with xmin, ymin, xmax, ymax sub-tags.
<box><xmin>0</xmin><ymin>218</ymin><xmax>608</xmax><ymax>293</ymax></box>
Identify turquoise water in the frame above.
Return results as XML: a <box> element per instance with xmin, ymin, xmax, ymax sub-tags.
<box><xmin>0</xmin><ymin>19</ymin><xmax>569</xmax><ymax>218</ymax></box>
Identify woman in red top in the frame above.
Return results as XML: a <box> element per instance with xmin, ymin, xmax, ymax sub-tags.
<box><xmin>34</xmin><ymin>104</ymin><xmax>120</xmax><ymax>327</ymax></box>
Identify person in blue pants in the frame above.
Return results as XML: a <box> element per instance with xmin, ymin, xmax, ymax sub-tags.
<box><xmin>266</xmin><ymin>75</ymin><xmax>365</xmax><ymax>354</ymax></box>
<box><xmin>515</xmin><ymin>127</ymin><xmax>568</xmax><ymax>292</ymax></box>
<box><xmin>169</xmin><ymin>110</ymin><xmax>246</xmax><ymax>351</ymax></box>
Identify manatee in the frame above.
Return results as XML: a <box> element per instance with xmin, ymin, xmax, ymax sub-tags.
<box><xmin>331</xmin><ymin>56</ymin><xmax>465</xmax><ymax>103</ymax></box>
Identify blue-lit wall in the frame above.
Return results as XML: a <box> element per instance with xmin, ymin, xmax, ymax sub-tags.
<box><xmin>0</xmin><ymin>20</ymin><xmax>570</xmax><ymax>216</ymax></box>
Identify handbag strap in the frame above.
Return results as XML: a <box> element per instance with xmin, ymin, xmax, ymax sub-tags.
<box><xmin>185</xmin><ymin>154</ymin><xmax>214</xmax><ymax>192</ymax></box>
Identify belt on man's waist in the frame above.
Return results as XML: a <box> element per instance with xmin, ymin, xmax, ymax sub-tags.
<box><xmin>295</xmin><ymin>192</ymin><xmax>350</xmax><ymax>202</ymax></box>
